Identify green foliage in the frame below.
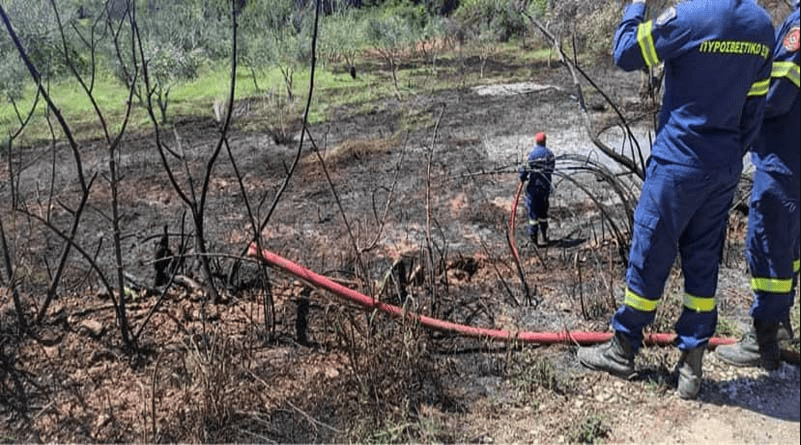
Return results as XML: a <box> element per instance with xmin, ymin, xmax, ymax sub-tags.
<box><xmin>509</xmin><ymin>350</ymin><xmax>577</xmax><ymax>402</ymax></box>
<box><xmin>136</xmin><ymin>1</ymin><xmax>231</xmax><ymax>60</ymax></box>
<box><xmin>365</xmin><ymin>8</ymin><xmax>422</xmax><ymax>50</ymax></box>
<box><xmin>0</xmin><ymin>0</ymin><xmax>93</xmax><ymax>99</ymax></box>
<box><xmin>529</xmin><ymin>0</ymin><xmax>549</xmax><ymax>18</ymax></box>
<box><xmin>117</xmin><ymin>1</ymin><xmax>226</xmax><ymax>121</ymax></box>
<box><xmin>453</xmin><ymin>0</ymin><xmax>529</xmax><ymax>42</ymax></box>
<box><xmin>365</xmin><ymin>0</ymin><xmax>446</xmax><ymax>48</ymax></box>
<box><xmin>575</xmin><ymin>1</ymin><xmax>620</xmax><ymax>60</ymax></box>
<box><xmin>238</xmin><ymin>0</ymin><xmax>295</xmax><ymax>51</ymax></box>
<box><xmin>318</xmin><ymin>7</ymin><xmax>366</xmax><ymax>65</ymax></box>
<box><xmin>142</xmin><ymin>41</ymin><xmax>205</xmax><ymax>86</ymax></box>
<box><xmin>0</xmin><ymin>54</ymin><xmax>27</xmax><ymax>102</ymax></box>
<box><xmin>237</xmin><ymin>0</ymin><xmax>312</xmax><ymax>99</ymax></box>
<box><xmin>0</xmin><ymin>0</ymin><xmax>565</xmax><ymax>139</ymax></box>
<box><xmin>151</xmin><ymin>0</ymin><xmax>231</xmax><ymax>58</ymax></box>
<box><xmin>384</xmin><ymin>0</ymin><xmax>431</xmax><ymax>31</ymax></box>
<box><xmin>568</xmin><ymin>414</ymin><xmax>611</xmax><ymax>444</ymax></box>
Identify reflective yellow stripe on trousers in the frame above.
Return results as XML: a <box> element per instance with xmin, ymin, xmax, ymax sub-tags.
<box><xmin>683</xmin><ymin>293</ymin><xmax>716</xmax><ymax>312</ymax></box>
<box><xmin>771</xmin><ymin>60</ymin><xmax>800</xmax><ymax>88</ymax></box>
<box><xmin>751</xmin><ymin>276</ymin><xmax>793</xmax><ymax>294</ymax></box>
<box><xmin>637</xmin><ymin>21</ymin><xmax>659</xmax><ymax>68</ymax></box>
<box><xmin>624</xmin><ymin>288</ymin><xmax>658</xmax><ymax>312</ymax></box>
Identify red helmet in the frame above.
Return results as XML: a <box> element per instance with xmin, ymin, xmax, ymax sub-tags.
<box><xmin>535</xmin><ymin>132</ymin><xmax>546</xmax><ymax>145</ymax></box>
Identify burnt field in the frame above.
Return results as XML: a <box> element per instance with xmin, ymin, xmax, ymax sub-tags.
<box><xmin>1</xmin><ymin>57</ymin><xmax>799</xmax><ymax>443</ymax></box>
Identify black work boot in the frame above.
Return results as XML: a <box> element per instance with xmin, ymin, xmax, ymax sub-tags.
<box><xmin>716</xmin><ymin>320</ymin><xmax>780</xmax><ymax>370</ymax></box>
<box><xmin>577</xmin><ymin>333</ymin><xmax>636</xmax><ymax>379</ymax></box>
<box><xmin>777</xmin><ymin>314</ymin><xmax>794</xmax><ymax>342</ymax></box>
<box><xmin>540</xmin><ymin>223</ymin><xmax>549</xmax><ymax>247</ymax></box>
<box><xmin>755</xmin><ymin>320</ymin><xmax>781</xmax><ymax>370</ymax></box>
<box><xmin>676</xmin><ymin>347</ymin><xmax>705</xmax><ymax>399</ymax></box>
<box><xmin>530</xmin><ymin>231</ymin><xmax>539</xmax><ymax>247</ymax></box>
<box><xmin>716</xmin><ymin>329</ymin><xmax>761</xmax><ymax>367</ymax></box>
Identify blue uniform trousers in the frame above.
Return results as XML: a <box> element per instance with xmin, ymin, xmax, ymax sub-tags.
<box><xmin>612</xmin><ymin>159</ymin><xmax>741</xmax><ymax>352</ymax></box>
<box><xmin>746</xmin><ymin>167</ymin><xmax>799</xmax><ymax>323</ymax></box>
<box><xmin>525</xmin><ymin>191</ymin><xmax>550</xmax><ymax>236</ymax></box>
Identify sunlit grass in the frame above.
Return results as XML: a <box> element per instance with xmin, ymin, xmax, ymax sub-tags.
<box><xmin>1</xmin><ymin>41</ymin><xmax>555</xmax><ymax>149</ymax></box>
<box><xmin>0</xmin><ymin>71</ymin><xmax>155</xmax><ymax>146</ymax></box>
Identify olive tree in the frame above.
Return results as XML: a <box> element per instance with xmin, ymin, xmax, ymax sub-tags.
<box><xmin>319</xmin><ymin>5</ymin><xmax>366</xmax><ymax>73</ymax></box>
<box><xmin>0</xmin><ymin>0</ymin><xmax>140</xmax><ymax>347</ymax></box>
<box><xmin>238</xmin><ymin>0</ymin><xmax>309</xmax><ymax>101</ymax></box>
<box><xmin>364</xmin><ymin>4</ymin><xmax>426</xmax><ymax>96</ymax></box>
<box><xmin>110</xmin><ymin>1</ymin><xmax>215</xmax><ymax>123</ymax></box>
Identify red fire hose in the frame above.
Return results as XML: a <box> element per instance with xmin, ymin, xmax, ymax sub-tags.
<box><xmin>508</xmin><ymin>181</ymin><xmax>523</xmax><ymax>266</ymax></box>
<box><xmin>246</xmin><ymin>243</ymin><xmax>738</xmax><ymax>348</ymax></box>
<box><xmin>508</xmin><ymin>181</ymin><xmax>531</xmax><ymax>303</ymax></box>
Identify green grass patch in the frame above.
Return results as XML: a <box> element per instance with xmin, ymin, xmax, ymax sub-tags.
<box><xmin>2</xmin><ymin>41</ymin><xmax>558</xmax><ymax>148</ymax></box>
<box><xmin>567</xmin><ymin>414</ymin><xmax>611</xmax><ymax>444</ymax></box>
<box><xmin>508</xmin><ymin>350</ymin><xmax>577</xmax><ymax>406</ymax></box>
<box><xmin>1</xmin><ymin>71</ymin><xmax>153</xmax><ymax>146</ymax></box>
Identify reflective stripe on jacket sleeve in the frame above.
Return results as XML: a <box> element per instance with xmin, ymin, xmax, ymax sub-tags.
<box><xmin>771</xmin><ymin>60</ymin><xmax>801</xmax><ymax>88</ymax></box>
<box><xmin>637</xmin><ymin>21</ymin><xmax>660</xmax><ymax>68</ymax></box>
<box><xmin>747</xmin><ymin>78</ymin><xmax>771</xmax><ymax>96</ymax></box>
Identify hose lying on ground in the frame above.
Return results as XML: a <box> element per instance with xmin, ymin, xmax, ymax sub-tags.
<box><xmin>246</xmin><ymin>243</ymin><xmax>744</xmax><ymax>349</ymax></box>
<box><xmin>501</xmin><ymin>170</ymin><xmax>799</xmax><ymax>365</ymax></box>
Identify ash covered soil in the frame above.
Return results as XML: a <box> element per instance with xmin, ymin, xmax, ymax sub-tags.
<box><xmin>1</xmin><ymin>57</ymin><xmax>799</xmax><ymax>443</ymax></box>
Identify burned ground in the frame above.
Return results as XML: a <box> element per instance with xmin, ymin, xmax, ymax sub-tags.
<box><xmin>1</xmin><ymin>57</ymin><xmax>799</xmax><ymax>443</ymax></box>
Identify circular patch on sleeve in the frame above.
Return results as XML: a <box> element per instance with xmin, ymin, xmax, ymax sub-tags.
<box><xmin>783</xmin><ymin>26</ymin><xmax>800</xmax><ymax>52</ymax></box>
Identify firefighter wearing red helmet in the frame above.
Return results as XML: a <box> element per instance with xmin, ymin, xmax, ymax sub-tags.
<box><xmin>519</xmin><ymin>132</ymin><xmax>555</xmax><ymax>247</ymax></box>
<box><xmin>578</xmin><ymin>0</ymin><xmax>774</xmax><ymax>400</ymax></box>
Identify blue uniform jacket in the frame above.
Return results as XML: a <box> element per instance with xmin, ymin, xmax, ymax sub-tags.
<box><xmin>519</xmin><ymin>143</ymin><xmax>555</xmax><ymax>196</ymax></box>
<box><xmin>751</xmin><ymin>2</ymin><xmax>800</xmax><ymax>197</ymax></box>
<box><xmin>614</xmin><ymin>0</ymin><xmax>774</xmax><ymax>168</ymax></box>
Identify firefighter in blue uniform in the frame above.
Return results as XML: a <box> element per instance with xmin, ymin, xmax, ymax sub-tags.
<box><xmin>577</xmin><ymin>0</ymin><xmax>774</xmax><ymax>399</ymax></box>
<box><xmin>717</xmin><ymin>1</ymin><xmax>800</xmax><ymax>370</ymax></box>
<box><xmin>519</xmin><ymin>132</ymin><xmax>555</xmax><ymax>247</ymax></box>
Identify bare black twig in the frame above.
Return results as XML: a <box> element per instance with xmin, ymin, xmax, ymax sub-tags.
<box><xmin>425</xmin><ymin>104</ymin><xmax>446</xmax><ymax>317</ymax></box>
<box><xmin>524</xmin><ymin>11</ymin><xmax>646</xmax><ymax>181</ymax></box>
<box><xmin>479</xmin><ymin>238</ymin><xmax>520</xmax><ymax>307</ymax></box>
<box><xmin>361</xmin><ymin>135</ymin><xmax>409</xmax><ymax>252</ymax></box>
<box><xmin>1</xmin><ymin>5</ymin><xmax>101</xmax><ymax>333</ymax></box>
